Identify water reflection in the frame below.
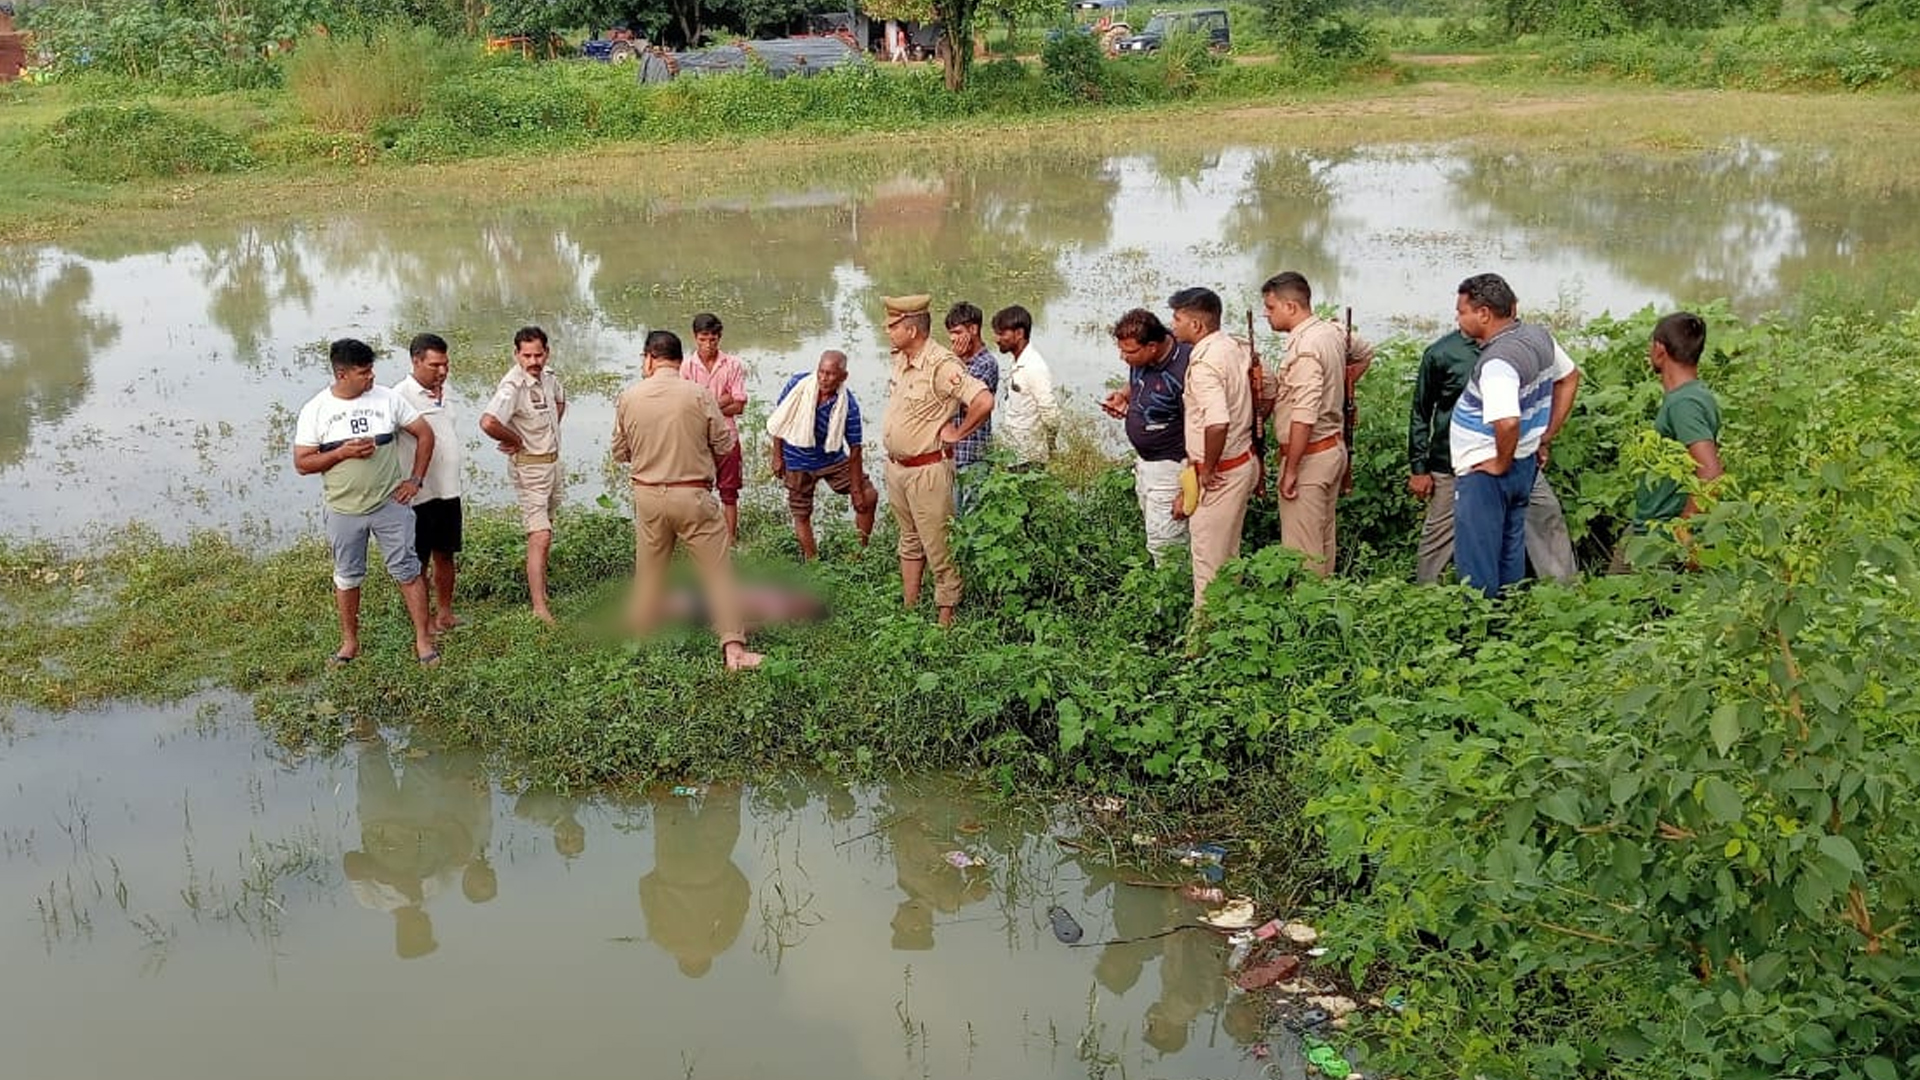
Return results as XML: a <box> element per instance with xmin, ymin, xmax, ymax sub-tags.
<box><xmin>3</xmin><ymin>700</ymin><xmax>1281</xmax><ymax>1077</ymax></box>
<box><xmin>638</xmin><ymin>785</ymin><xmax>750</xmax><ymax>977</ymax></box>
<box><xmin>0</xmin><ymin>253</ymin><xmax>119</xmax><ymax>469</ymax></box>
<box><xmin>343</xmin><ymin>744</ymin><xmax>495</xmax><ymax>959</ymax></box>
<box><xmin>5</xmin><ymin>139</ymin><xmax>1917</xmax><ymax>541</ymax></box>
<box><xmin>885</xmin><ymin>789</ymin><xmax>994</xmax><ymax>951</ymax></box>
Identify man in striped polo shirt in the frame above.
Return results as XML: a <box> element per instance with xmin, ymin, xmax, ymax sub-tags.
<box><xmin>1449</xmin><ymin>273</ymin><xmax>1560</xmax><ymax>598</ymax></box>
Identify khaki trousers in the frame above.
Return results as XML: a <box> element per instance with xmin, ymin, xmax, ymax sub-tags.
<box><xmin>1416</xmin><ymin>470</ymin><xmax>1577</xmax><ymax>585</ymax></box>
<box><xmin>1279</xmin><ymin>444</ymin><xmax>1345</xmax><ymax>576</ymax></box>
<box><xmin>886</xmin><ymin>459</ymin><xmax>963</xmax><ymax>608</ymax></box>
<box><xmin>629</xmin><ymin>484</ymin><xmax>744</xmax><ymax>647</ymax></box>
<box><xmin>1188</xmin><ymin>462</ymin><xmax>1258</xmax><ymax>609</ymax></box>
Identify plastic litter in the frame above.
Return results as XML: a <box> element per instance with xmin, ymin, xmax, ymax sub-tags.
<box><xmin>1307</xmin><ymin>946</ymin><xmax>1329</xmax><ymax>957</ymax></box>
<box><xmin>1180</xmin><ymin>883</ymin><xmax>1226</xmax><ymax>905</ymax></box>
<box><xmin>1307</xmin><ymin>994</ymin><xmax>1360</xmax><ymax>1019</ymax></box>
<box><xmin>1047</xmin><ymin>905</ymin><xmax>1084</xmax><ymax>943</ymax></box>
<box><xmin>1280</xmin><ymin>920</ymin><xmax>1320</xmax><ymax>945</ymax></box>
<box><xmin>1087</xmin><ymin>795</ymin><xmax>1125</xmax><ymax>813</ymax></box>
<box><xmin>1289</xmin><ymin>1006</ymin><xmax>1331</xmax><ymax>1031</ymax></box>
<box><xmin>942</xmin><ymin>850</ymin><xmax>984</xmax><ymax>869</ymax></box>
<box><xmin>1200</xmin><ymin>897</ymin><xmax>1258</xmax><ymax>930</ymax></box>
<box><xmin>1170</xmin><ymin>842</ymin><xmax>1227</xmax><ymax>867</ymax></box>
<box><xmin>1226</xmin><ymin>930</ymin><xmax>1254</xmax><ymax>970</ymax></box>
<box><xmin>670</xmin><ymin>784</ymin><xmax>706</xmax><ymax>797</ymax></box>
<box><xmin>1302</xmin><ymin>1038</ymin><xmax>1352</xmax><ymax>1079</ymax></box>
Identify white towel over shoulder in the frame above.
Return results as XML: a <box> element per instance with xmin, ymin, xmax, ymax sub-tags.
<box><xmin>764</xmin><ymin>372</ymin><xmax>850</xmax><ymax>454</ymax></box>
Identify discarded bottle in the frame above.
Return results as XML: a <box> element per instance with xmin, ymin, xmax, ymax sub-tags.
<box><xmin>1226</xmin><ymin>930</ymin><xmax>1254</xmax><ymax>970</ymax></box>
<box><xmin>1047</xmin><ymin>905</ymin><xmax>1084</xmax><ymax>944</ymax></box>
<box><xmin>670</xmin><ymin>784</ymin><xmax>706</xmax><ymax>798</ymax></box>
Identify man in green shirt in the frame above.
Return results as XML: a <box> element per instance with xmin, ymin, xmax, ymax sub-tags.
<box><xmin>1632</xmin><ymin>310</ymin><xmax>1724</xmax><ymax>528</ymax></box>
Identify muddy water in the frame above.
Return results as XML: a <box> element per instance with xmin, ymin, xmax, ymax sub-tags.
<box><xmin>3</xmin><ymin>141</ymin><xmax>1915</xmax><ymax>542</ymax></box>
<box><xmin>0</xmin><ymin>695</ymin><xmax>1304</xmax><ymax>1079</ymax></box>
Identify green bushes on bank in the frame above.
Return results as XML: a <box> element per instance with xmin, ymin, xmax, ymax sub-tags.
<box><xmin>41</xmin><ymin>103</ymin><xmax>257</xmax><ymax>182</ymax></box>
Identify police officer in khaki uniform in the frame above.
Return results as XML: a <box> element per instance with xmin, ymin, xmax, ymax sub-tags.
<box><xmin>611</xmin><ymin>330</ymin><xmax>763</xmax><ymax>671</ymax></box>
<box><xmin>1260</xmin><ymin>271</ymin><xmax>1374</xmax><ymax>576</ymax></box>
<box><xmin>1170</xmin><ymin>287</ymin><xmax>1257</xmax><ymax>610</ymax></box>
<box><xmin>880</xmin><ymin>294</ymin><xmax>993</xmax><ymax>627</ymax></box>
<box><xmin>480</xmin><ymin>326</ymin><xmax>566</xmax><ymax>623</ymax></box>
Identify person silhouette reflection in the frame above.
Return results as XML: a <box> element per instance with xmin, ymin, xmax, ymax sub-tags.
<box><xmin>885</xmin><ymin>791</ymin><xmax>992</xmax><ymax>951</ymax></box>
<box><xmin>342</xmin><ymin>744</ymin><xmax>495</xmax><ymax>959</ymax></box>
<box><xmin>1095</xmin><ymin>882</ymin><xmax>1177</xmax><ymax>995</ymax></box>
<box><xmin>638</xmin><ymin>785</ymin><xmax>749</xmax><ymax>978</ymax></box>
<box><xmin>1143</xmin><ymin>914</ymin><xmax>1228</xmax><ymax>1054</ymax></box>
<box><xmin>514</xmin><ymin>790</ymin><xmax>587</xmax><ymax>859</ymax></box>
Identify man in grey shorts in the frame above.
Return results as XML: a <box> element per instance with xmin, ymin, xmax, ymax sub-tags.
<box><xmin>294</xmin><ymin>338</ymin><xmax>442</xmax><ymax>667</ymax></box>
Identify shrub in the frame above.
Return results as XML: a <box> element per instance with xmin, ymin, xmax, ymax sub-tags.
<box><xmin>1040</xmin><ymin>26</ymin><xmax>1110</xmax><ymax>102</ymax></box>
<box><xmin>43</xmin><ymin>103</ymin><xmax>256</xmax><ymax>182</ymax></box>
<box><xmin>284</xmin><ymin>23</ymin><xmax>471</xmax><ymax>133</ymax></box>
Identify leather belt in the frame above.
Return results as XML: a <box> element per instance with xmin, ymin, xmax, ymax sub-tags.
<box><xmin>891</xmin><ymin>449</ymin><xmax>949</xmax><ymax>468</ymax></box>
<box><xmin>1304</xmin><ymin>434</ymin><xmax>1341</xmax><ymax>455</ymax></box>
<box><xmin>635</xmin><ymin>478</ymin><xmax>711</xmax><ymax>489</ymax></box>
<box><xmin>512</xmin><ymin>451</ymin><xmax>559</xmax><ymax>465</ymax></box>
<box><xmin>1215</xmin><ymin>449</ymin><xmax>1254</xmax><ymax>473</ymax></box>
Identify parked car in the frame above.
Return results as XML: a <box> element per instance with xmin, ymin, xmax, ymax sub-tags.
<box><xmin>1115</xmin><ymin>8</ymin><xmax>1230</xmax><ymax>55</ymax></box>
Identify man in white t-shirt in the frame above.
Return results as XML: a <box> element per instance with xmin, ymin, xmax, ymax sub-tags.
<box><xmin>990</xmin><ymin>304</ymin><xmax>1061</xmax><ymax>469</ymax></box>
<box><xmin>293</xmin><ymin>338</ymin><xmax>441</xmax><ymax>666</ymax></box>
<box><xmin>393</xmin><ymin>333</ymin><xmax>464</xmax><ymax>636</ymax></box>
<box><xmin>1448</xmin><ymin>274</ymin><xmax>1561</xmax><ymax>598</ymax></box>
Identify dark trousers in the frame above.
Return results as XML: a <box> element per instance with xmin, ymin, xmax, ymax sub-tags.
<box><xmin>1454</xmin><ymin>455</ymin><xmax>1539</xmax><ymax>599</ymax></box>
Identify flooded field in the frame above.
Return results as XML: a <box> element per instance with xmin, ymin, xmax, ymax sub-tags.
<box><xmin>0</xmin><ymin>695</ymin><xmax>1316</xmax><ymax>1079</ymax></box>
<box><xmin>5</xmin><ymin>139</ymin><xmax>1914</xmax><ymax>543</ymax></box>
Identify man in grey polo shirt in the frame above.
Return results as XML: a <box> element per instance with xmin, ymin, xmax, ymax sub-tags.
<box><xmin>294</xmin><ymin>338</ymin><xmax>441</xmax><ymax>667</ymax></box>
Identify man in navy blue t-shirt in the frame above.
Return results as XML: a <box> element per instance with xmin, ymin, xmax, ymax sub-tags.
<box><xmin>766</xmin><ymin>350</ymin><xmax>879</xmax><ymax>560</ymax></box>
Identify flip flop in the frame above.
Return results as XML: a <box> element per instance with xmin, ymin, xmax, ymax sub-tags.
<box><xmin>326</xmin><ymin>653</ymin><xmax>355</xmax><ymax>669</ymax></box>
<box><xmin>416</xmin><ymin>650</ymin><xmax>442</xmax><ymax>668</ymax></box>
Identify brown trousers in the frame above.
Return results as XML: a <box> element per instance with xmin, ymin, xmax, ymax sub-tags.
<box><xmin>1279</xmin><ymin>444</ymin><xmax>1346</xmax><ymax>576</ymax></box>
<box><xmin>886</xmin><ymin>459</ymin><xmax>962</xmax><ymax>607</ymax></box>
<box><xmin>629</xmin><ymin>484</ymin><xmax>744</xmax><ymax>647</ymax></box>
<box><xmin>1189</xmin><ymin>462</ymin><xmax>1258</xmax><ymax>609</ymax></box>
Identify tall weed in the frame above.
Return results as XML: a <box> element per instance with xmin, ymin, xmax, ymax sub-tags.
<box><xmin>284</xmin><ymin>24</ymin><xmax>472</xmax><ymax>133</ymax></box>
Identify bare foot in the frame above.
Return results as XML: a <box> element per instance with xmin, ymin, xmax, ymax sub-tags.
<box><xmin>533</xmin><ymin>608</ymin><xmax>556</xmax><ymax>625</ymax></box>
<box><xmin>937</xmin><ymin>606</ymin><xmax>956</xmax><ymax>628</ymax></box>
<box><xmin>724</xmin><ymin>643</ymin><xmax>765</xmax><ymax>671</ymax></box>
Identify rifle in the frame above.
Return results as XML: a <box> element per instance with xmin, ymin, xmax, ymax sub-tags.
<box><xmin>1342</xmin><ymin>305</ymin><xmax>1358</xmax><ymax>494</ymax></box>
<box><xmin>1246</xmin><ymin>309</ymin><xmax>1268</xmax><ymax>495</ymax></box>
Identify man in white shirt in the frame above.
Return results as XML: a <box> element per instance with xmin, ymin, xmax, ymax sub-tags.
<box><xmin>393</xmin><ymin>333</ymin><xmax>464</xmax><ymax>636</ymax></box>
<box><xmin>990</xmin><ymin>304</ymin><xmax>1061</xmax><ymax>469</ymax></box>
<box><xmin>293</xmin><ymin>338</ymin><xmax>440</xmax><ymax>666</ymax></box>
<box><xmin>1449</xmin><ymin>273</ymin><xmax>1561</xmax><ymax>598</ymax></box>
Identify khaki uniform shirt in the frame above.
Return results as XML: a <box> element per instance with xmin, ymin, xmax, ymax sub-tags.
<box><xmin>482</xmin><ymin>366</ymin><xmax>565</xmax><ymax>456</ymax></box>
<box><xmin>1276</xmin><ymin>315</ymin><xmax>1375</xmax><ymax>443</ymax></box>
<box><xmin>882</xmin><ymin>339</ymin><xmax>989</xmax><ymax>460</ymax></box>
<box><xmin>1183</xmin><ymin>330</ymin><xmax>1253</xmax><ymax>463</ymax></box>
<box><xmin>611</xmin><ymin>371</ymin><xmax>736</xmax><ymax>485</ymax></box>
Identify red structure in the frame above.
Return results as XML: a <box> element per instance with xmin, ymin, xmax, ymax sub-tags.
<box><xmin>0</xmin><ymin>7</ymin><xmax>23</xmax><ymax>83</ymax></box>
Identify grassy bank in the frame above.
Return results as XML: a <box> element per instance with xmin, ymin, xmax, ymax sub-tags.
<box><xmin>5</xmin><ymin>15</ymin><xmax>1920</xmax><ymax>245</ymax></box>
<box><xmin>5</xmin><ymin>296</ymin><xmax>1919</xmax><ymax>1076</ymax></box>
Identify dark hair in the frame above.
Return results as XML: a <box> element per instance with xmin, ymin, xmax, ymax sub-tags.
<box><xmin>691</xmin><ymin>312</ymin><xmax>723</xmax><ymax>335</ymax></box>
<box><xmin>1111</xmin><ymin>308</ymin><xmax>1171</xmax><ymax>344</ymax></box>
<box><xmin>944</xmin><ymin>302</ymin><xmax>983</xmax><ymax>331</ymax></box>
<box><xmin>991</xmin><ymin>305</ymin><xmax>1033</xmax><ymax>336</ymax></box>
<box><xmin>1652</xmin><ymin>311</ymin><xmax>1707</xmax><ymax>366</ymax></box>
<box><xmin>1260</xmin><ymin>271</ymin><xmax>1311</xmax><ymax>307</ymax></box>
<box><xmin>1168</xmin><ymin>287</ymin><xmax>1223</xmax><ymax>327</ymax></box>
<box><xmin>329</xmin><ymin>337</ymin><xmax>376</xmax><ymax>372</ymax></box>
<box><xmin>899</xmin><ymin>312</ymin><xmax>932</xmax><ymax>336</ymax></box>
<box><xmin>408</xmin><ymin>332</ymin><xmax>449</xmax><ymax>359</ymax></box>
<box><xmin>1456</xmin><ymin>274</ymin><xmax>1517</xmax><ymax>319</ymax></box>
<box><xmin>513</xmin><ymin>326</ymin><xmax>549</xmax><ymax>349</ymax></box>
<box><xmin>645</xmin><ymin>330</ymin><xmax>684</xmax><ymax>361</ymax></box>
